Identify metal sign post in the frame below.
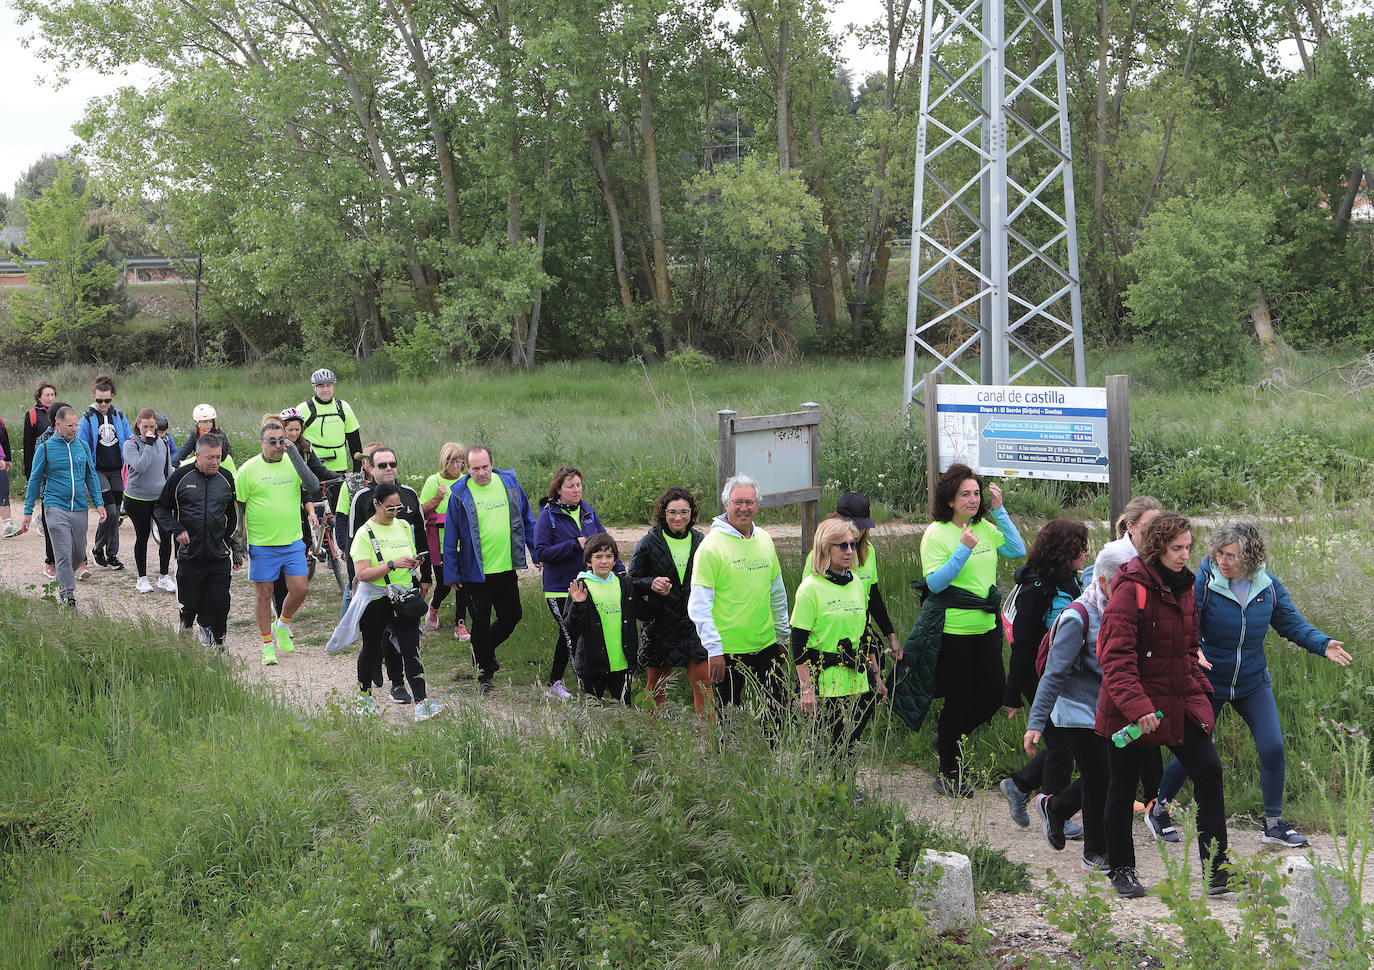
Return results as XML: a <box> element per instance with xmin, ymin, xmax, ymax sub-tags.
<box><xmin>717</xmin><ymin>404</ymin><xmax>822</xmax><ymax>553</ymax></box>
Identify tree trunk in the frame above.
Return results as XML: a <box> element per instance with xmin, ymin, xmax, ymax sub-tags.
<box><xmin>1251</xmin><ymin>286</ymin><xmax>1279</xmax><ymax>363</ymax></box>
<box><xmin>524</xmin><ymin>114</ymin><xmax>554</xmax><ymax>366</ymax></box>
<box><xmin>639</xmin><ymin>42</ymin><xmax>673</xmax><ymax>320</ymax></box>
<box><xmin>587</xmin><ymin>118</ymin><xmax>635</xmax><ymax>312</ymax></box>
<box><xmin>776</xmin><ymin>15</ymin><xmax>790</xmax><ymax>169</ymax></box>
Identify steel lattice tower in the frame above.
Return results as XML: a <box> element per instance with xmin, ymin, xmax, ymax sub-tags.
<box><xmin>902</xmin><ymin>0</ymin><xmax>1086</xmax><ymax>411</ymax></box>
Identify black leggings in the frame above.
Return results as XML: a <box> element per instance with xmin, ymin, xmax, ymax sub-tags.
<box><xmin>429</xmin><ymin>569</ymin><xmax>468</xmax><ymax>624</ymax></box>
<box><xmin>42</xmin><ymin>504</ymin><xmax>54</xmax><ymax>565</ymax></box>
<box><xmin>359</xmin><ymin>596</ymin><xmax>426</xmax><ymax>701</ymax></box>
<box><xmin>934</xmin><ymin>628</ymin><xmax>1006</xmax><ymax>777</ymax></box>
<box><xmin>579</xmin><ymin>669</ymin><xmax>633</xmax><ymax>705</ymax></box>
<box><xmin>816</xmin><ymin>690</ymin><xmax>878</xmax><ymax>762</ymax></box>
<box><xmin>124</xmin><ymin>496</ymin><xmax>171</xmax><ymax>577</ymax></box>
<box><xmin>1041</xmin><ymin>727</ymin><xmax>1109</xmax><ymax>860</ymax></box>
<box><xmin>545</xmin><ymin>596</ymin><xmax>572</xmax><ymax>684</ymax></box>
<box><xmin>715</xmin><ymin>643</ymin><xmax>789</xmax><ymax>737</ymax></box>
<box><xmin>1106</xmin><ymin>719</ymin><xmax>1226</xmax><ymax>871</ymax></box>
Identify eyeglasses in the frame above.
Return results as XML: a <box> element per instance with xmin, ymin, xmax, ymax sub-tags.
<box><xmin>380</xmin><ymin>504</ymin><xmax>403</xmax><ymax>513</ymax></box>
<box><xmin>833</xmin><ymin>541</ymin><xmax>859</xmax><ymax>551</ymax></box>
<box><xmin>665</xmin><ymin>509</ymin><xmax>692</xmax><ymax>517</ymax></box>
<box><xmin>374</xmin><ymin>461</ymin><xmax>397</xmax><ymax>469</ymax></box>
<box><xmin>94</xmin><ymin>397</ymin><xmax>112</xmax><ymax>404</ymax></box>
<box><xmin>263</xmin><ymin>437</ymin><xmax>286</xmax><ymax>446</ymax></box>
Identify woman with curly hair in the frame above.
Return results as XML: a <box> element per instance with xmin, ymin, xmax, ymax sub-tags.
<box><xmin>1152</xmin><ymin>522</ymin><xmax>1350</xmax><ymax>849</ymax></box>
<box><xmin>628</xmin><ymin>486</ymin><xmax>710</xmax><ymax>713</ymax></box>
<box><xmin>919</xmin><ymin>463</ymin><xmax>1026</xmax><ymax>796</ymax></box>
<box><xmin>998</xmin><ymin>518</ymin><xmax>1089</xmax><ymax>828</ymax></box>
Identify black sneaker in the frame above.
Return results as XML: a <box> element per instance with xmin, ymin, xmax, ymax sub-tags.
<box><xmin>1081</xmin><ymin>852</ymin><xmax>1109</xmax><ymax>873</ymax></box>
<box><xmin>1145</xmin><ymin>799</ymin><xmax>1182</xmax><ymax>843</ymax></box>
<box><xmin>389</xmin><ymin>684</ymin><xmax>412</xmax><ymax>704</ymax></box>
<box><xmin>1261</xmin><ymin>819</ymin><xmax>1309</xmax><ymax>847</ymax></box>
<box><xmin>93</xmin><ymin>548</ymin><xmax>109</xmax><ymax>568</ymax></box>
<box><xmin>106</xmin><ymin>555</ymin><xmax>126</xmax><ymax>571</ymax></box>
<box><xmin>1109</xmin><ymin>867</ymin><xmax>1146</xmax><ymax>898</ymax></box>
<box><xmin>373</xmin><ymin>673</ymin><xmax>384</xmax><ymax>688</ymax></box>
<box><xmin>931</xmin><ymin>773</ymin><xmax>975</xmax><ymax>798</ymax></box>
<box><xmin>478</xmin><ymin>680</ymin><xmax>494</xmax><ymax>696</ymax></box>
<box><xmin>1034</xmin><ymin>793</ymin><xmax>1066</xmax><ymax>850</ymax></box>
<box><xmin>1207</xmin><ymin>862</ymin><xmax>1235</xmax><ymax>896</ymax></box>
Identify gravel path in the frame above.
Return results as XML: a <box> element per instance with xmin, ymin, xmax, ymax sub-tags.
<box><xmin>4</xmin><ymin>512</ymin><xmax>1366</xmax><ymax>964</ymax></box>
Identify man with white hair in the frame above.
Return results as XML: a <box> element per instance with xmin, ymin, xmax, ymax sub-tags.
<box><xmin>688</xmin><ymin>474</ymin><xmax>790</xmax><ymax>719</ymax></box>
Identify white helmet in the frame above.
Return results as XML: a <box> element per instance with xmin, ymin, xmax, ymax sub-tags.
<box><xmin>192</xmin><ymin>403</ymin><xmax>217</xmax><ymax>422</ymax></box>
<box><xmin>311</xmin><ymin>368</ymin><xmax>337</xmax><ymax>385</ymax></box>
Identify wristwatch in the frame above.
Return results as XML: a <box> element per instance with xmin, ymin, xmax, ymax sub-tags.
<box><xmin>386</xmin><ymin>560</ymin><xmax>395</xmax><ymax>570</ymax></box>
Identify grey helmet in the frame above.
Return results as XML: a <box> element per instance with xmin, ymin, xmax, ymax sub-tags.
<box><xmin>311</xmin><ymin>368</ymin><xmax>337</xmax><ymax>385</ymax></box>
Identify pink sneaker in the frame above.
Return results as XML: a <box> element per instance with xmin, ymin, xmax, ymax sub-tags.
<box><xmin>546</xmin><ymin>680</ymin><xmax>573</xmax><ymax>700</ymax></box>
<box><xmin>77</xmin><ymin>561</ymin><xmax>92</xmax><ymax>580</ymax></box>
<box><xmin>455</xmin><ymin>620</ymin><xmax>471</xmax><ymax>641</ymax></box>
<box><xmin>43</xmin><ymin>562</ymin><xmax>56</xmax><ymax>579</ymax></box>
<box><xmin>425</xmin><ymin>607</ymin><xmax>440</xmax><ymax>631</ymax></box>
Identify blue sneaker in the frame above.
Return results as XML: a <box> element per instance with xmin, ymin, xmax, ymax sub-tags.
<box><xmin>999</xmin><ymin>777</ymin><xmax>1031</xmax><ymax>827</ymax></box>
<box><xmin>1064</xmin><ymin>818</ymin><xmax>1084</xmax><ymax>840</ymax></box>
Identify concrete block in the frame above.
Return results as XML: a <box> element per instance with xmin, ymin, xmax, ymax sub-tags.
<box><xmin>912</xmin><ymin>848</ymin><xmax>975</xmax><ymax>934</ymax></box>
<box><xmin>1280</xmin><ymin>854</ymin><xmax>1353</xmax><ymax>965</ymax></box>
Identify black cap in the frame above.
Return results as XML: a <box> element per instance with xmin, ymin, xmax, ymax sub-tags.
<box><xmin>835</xmin><ymin>491</ymin><xmax>874</xmax><ymax>530</ymax></box>
<box><xmin>155</xmin><ymin>413</ymin><xmax>169</xmax><ymax>432</ymax></box>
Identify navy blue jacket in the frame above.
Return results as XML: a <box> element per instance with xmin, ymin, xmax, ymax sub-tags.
<box><xmin>532</xmin><ymin>497</ymin><xmax>620</xmax><ymax>594</ymax></box>
<box><xmin>1196</xmin><ymin>556</ymin><xmax>1331</xmax><ymax>701</ymax></box>
<box><xmin>442</xmin><ymin>469</ymin><xmax>539</xmax><ymax>585</ymax></box>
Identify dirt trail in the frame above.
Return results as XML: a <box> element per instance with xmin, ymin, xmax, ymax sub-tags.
<box><xmin>3</xmin><ymin>515</ymin><xmax>1364</xmax><ymax>964</ymax></box>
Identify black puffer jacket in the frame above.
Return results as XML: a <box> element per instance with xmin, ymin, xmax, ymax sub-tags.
<box><xmin>568</xmin><ymin>577</ymin><xmax>647</xmax><ymax>680</ymax></box>
<box><xmin>628</xmin><ymin>526</ymin><xmax>706</xmax><ymax>667</ymax></box>
<box><xmin>155</xmin><ymin>463</ymin><xmax>238</xmax><ymax>561</ymax></box>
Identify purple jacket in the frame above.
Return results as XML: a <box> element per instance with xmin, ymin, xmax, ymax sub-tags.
<box><xmin>532</xmin><ymin>497</ymin><xmax>621</xmax><ymax>593</ymax></box>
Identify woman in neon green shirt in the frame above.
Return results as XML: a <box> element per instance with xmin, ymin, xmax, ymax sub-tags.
<box><xmin>921</xmin><ymin>462</ymin><xmax>1025</xmax><ymax>796</ymax></box>
<box><xmin>420</xmin><ymin>442</ymin><xmax>468</xmax><ymax>639</ymax></box>
<box><xmin>793</xmin><ymin>518</ymin><xmax>889</xmax><ymax>765</ymax></box>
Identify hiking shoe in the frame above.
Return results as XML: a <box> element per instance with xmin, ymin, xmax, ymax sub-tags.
<box><xmin>59</xmin><ymin>590</ymin><xmax>76</xmax><ymax>609</ymax></box>
<box><xmin>43</xmin><ymin>562</ymin><xmax>56</xmax><ymax>579</ymax></box>
<box><xmin>1064</xmin><ymin>818</ymin><xmax>1084</xmax><ymax>841</ymax></box>
<box><xmin>199</xmin><ymin>626</ymin><xmax>213</xmax><ymax>647</ymax></box>
<box><xmin>1110</xmin><ymin>867</ymin><xmax>1147</xmax><ymax>898</ymax></box>
<box><xmin>77</xmin><ymin>561</ymin><xmax>91</xmax><ymax>580</ymax></box>
<box><xmin>1145</xmin><ymin>800</ymin><xmax>1182</xmax><ymax>843</ymax></box>
<box><xmin>478</xmin><ymin>679</ymin><xmax>494</xmax><ymax>696</ymax></box>
<box><xmin>262</xmin><ymin>640</ymin><xmax>278</xmax><ymax>665</ymax></box>
<box><xmin>157</xmin><ymin>574</ymin><xmax>176</xmax><ymax>592</ymax></box>
<box><xmin>1207</xmin><ymin>862</ymin><xmax>1235</xmax><ymax>896</ymax></box>
<box><xmin>136</xmin><ymin>575</ymin><xmax>154</xmax><ymax>594</ymax></box>
<box><xmin>1081</xmin><ymin>852</ymin><xmax>1110</xmax><ymax>873</ymax></box>
<box><xmin>1</xmin><ymin>520</ymin><xmax>18</xmax><ymax>538</ymax></box>
<box><xmin>356</xmin><ymin>692</ymin><xmax>382</xmax><ymax>717</ymax></box>
<box><xmin>93</xmin><ymin>548</ymin><xmax>109</xmax><ymax>568</ymax></box>
<box><xmin>273</xmin><ymin>620</ymin><xmax>294</xmax><ymax>654</ymax></box>
<box><xmin>1034</xmin><ymin>793</ymin><xmax>1066</xmax><ymax>850</ymax></box>
<box><xmin>106</xmin><ymin>555</ymin><xmax>126</xmax><ymax>571</ymax></box>
<box><xmin>389</xmin><ymin>684</ymin><xmax>413</xmax><ymax>704</ymax></box>
<box><xmin>1261</xmin><ymin>819</ymin><xmax>1309</xmax><ymax>847</ymax></box>
<box><xmin>931</xmin><ymin>773</ymin><xmax>975</xmax><ymax>798</ymax></box>
<box><xmin>546</xmin><ymin>680</ymin><xmax>573</xmax><ymax>700</ymax></box>
<box><xmin>425</xmin><ymin>607</ymin><xmax>440</xmax><ymax>630</ymax></box>
<box><xmin>999</xmin><ymin>777</ymin><xmax>1031</xmax><ymax>827</ymax></box>
<box><xmin>455</xmin><ymin>620</ymin><xmax>471</xmax><ymax>641</ymax></box>
<box><xmin>414</xmin><ymin>698</ymin><xmax>446</xmax><ymax>722</ymax></box>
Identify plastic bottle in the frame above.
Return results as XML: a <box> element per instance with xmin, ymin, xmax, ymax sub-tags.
<box><xmin>1112</xmin><ymin>711</ymin><xmax>1165</xmax><ymax>748</ymax></box>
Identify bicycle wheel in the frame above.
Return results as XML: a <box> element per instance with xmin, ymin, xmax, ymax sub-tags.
<box><xmin>327</xmin><ymin>534</ymin><xmax>350</xmax><ymax>599</ymax></box>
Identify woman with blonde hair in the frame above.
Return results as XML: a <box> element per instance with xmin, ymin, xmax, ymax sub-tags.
<box><xmin>420</xmin><ymin>442</ymin><xmax>469</xmax><ymax>638</ymax></box>
<box><xmin>792</xmin><ymin>517</ymin><xmax>888</xmax><ymax>762</ymax></box>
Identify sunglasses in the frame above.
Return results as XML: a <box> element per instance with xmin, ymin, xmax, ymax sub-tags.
<box><xmin>263</xmin><ymin>437</ymin><xmax>287</xmax><ymax>446</ymax></box>
<box><xmin>94</xmin><ymin>397</ymin><xmax>112</xmax><ymax>404</ymax></box>
<box><xmin>374</xmin><ymin>461</ymin><xmax>397</xmax><ymax>469</ymax></box>
<box><xmin>833</xmin><ymin>541</ymin><xmax>860</xmax><ymax>552</ymax></box>
<box><xmin>380</xmin><ymin>504</ymin><xmax>403</xmax><ymax>513</ymax></box>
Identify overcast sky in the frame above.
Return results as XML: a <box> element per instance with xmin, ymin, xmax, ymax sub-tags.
<box><xmin>0</xmin><ymin>0</ymin><xmax>891</xmax><ymax>201</ymax></box>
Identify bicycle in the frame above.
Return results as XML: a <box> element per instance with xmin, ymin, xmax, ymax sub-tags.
<box><xmin>309</xmin><ymin>510</ymin><xmax>351</xmax><ymax>601</ymax></box>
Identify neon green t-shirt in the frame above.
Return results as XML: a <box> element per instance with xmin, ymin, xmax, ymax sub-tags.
<box><xmin>691</xmin><ymin>525</ymin><xmax>782</xmax><ymax>654</ymax></box>
<box><xmin>235</xmin><ymin>453</ymin><xmax>309</xmax><ymax>546</ymax></box>
<box><xmin>582</xmin><ymin>572</ymin><xmax>627</xmax><ymax>672</ymax></box>
<box><xmin>420</xmin><ymin>472</ymin><xmax>459</xmax><ymax>552</ymax></box>
<box><xmin>349</xmin><ymin>517</ymin><xmax>417</xmax><ymax>587</ymax></box>
<box><xmin>665</xmin><ymin>533</ymin><xmax>692</xmax><ymax>584</ymax></box>
<box><xmin>471</xmin><ymin>478</ymin><xmax>512</xmax><ymax>574</ymax></box>
<box><xmin>296</xmin><ymin>397</ymin><xmax>360</xmax><ymax>473</ymax></box>
<box><xmin>921</xmin><ymin>518</ymin><xmax>1006</xmax><ymax>635</ymax></box>
<box><xmin>791</xmin><ymin>573</ymin><xmax>869</xmax><ymax>697</ymax></box>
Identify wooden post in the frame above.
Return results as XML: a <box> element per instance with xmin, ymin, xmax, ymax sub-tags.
<box><xmin>1106</xmin><ymin>374</ymin><xmax>1131</xmax><ymax>530</ymax></box>
<box><xmin>801</xmin><ymin>402</ymin><xmax>821</xmax><ymax>554</ymax></box>
<box><xmin>924</xmin><ymin>371</ymin><xmax>941</xmax><ymax>517</ymax></box>
<box><xmin>716</xmin><ymin>409</ymin><xmax>737</xmax><ymax>514</ymax></box>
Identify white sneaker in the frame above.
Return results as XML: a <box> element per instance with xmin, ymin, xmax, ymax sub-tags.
<box><xmin>356</xmin><ymin>693</ymin><xmax>382</xmax><ymax>717</ymax></box>
<box><xmin>199</xmin><ymin>626</ymin><xmax>214</xmax><ymax>647</ymax></box>
<box><xmin>136</xmin><ymin>576</ymin><xmax>154</xmax><ymax>594</ymax></box>
<box><xmin>414</xmin><ymin>698</ymin><xmax>446</xmax><ymax>722</ymax></box>
<box><xmin>546</xmin><ymin>680</ymin><xmax>573</xmax><ymax>700</ymax></box>
<box><xmin>0</xmin><ymin>520</ymin><xmax>17</xmax><ymax>538</ymax></box>
<box><xmin>157</xmin><ymin>574</ymin><xmax>176</xmax><ymax>592</ymax></box>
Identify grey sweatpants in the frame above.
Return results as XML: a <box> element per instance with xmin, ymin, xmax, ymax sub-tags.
<box><xmin>45</xmin><ymin>506</ymin><xmax>90</xmax><ymax>595</ymax></box>
<box><xmin>93</xmin><ymin>469</ymin><xmax>122</xmax><ymax>556</ymax></box>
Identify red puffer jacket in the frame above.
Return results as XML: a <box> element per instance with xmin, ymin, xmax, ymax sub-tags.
<box><xmin>1094</xmin><ymin>556</ymin><xmax>1214</xmax><ymax>746</ymax></box>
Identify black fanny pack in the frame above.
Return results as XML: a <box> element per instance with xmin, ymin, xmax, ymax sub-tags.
<box><xmin>799</xmin><ymin>637</ymin><xmax>862</xmax><ymax>670</ymax></box>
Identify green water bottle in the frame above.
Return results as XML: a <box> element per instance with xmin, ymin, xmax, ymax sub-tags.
<box><xmin>1112</xmin><ymin>711</ymin><xmax>1164</xmax><ymax>748</ymax></box>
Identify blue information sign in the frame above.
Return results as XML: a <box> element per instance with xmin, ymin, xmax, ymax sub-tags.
<box><xmin>935</xmin><ymin>385</ymin><xmax>1110</xmax><ymax>483</ymax></box>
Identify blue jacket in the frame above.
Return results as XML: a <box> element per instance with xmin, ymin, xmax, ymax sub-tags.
<box><xmin>1196</xmin><ymin>556</ymin><xmax>1331</xmax><ymax>701</ymax></box>
<box><xmin>442</xmin><ymin>469</ymin><xmax>539</xmax><ymax>585</ymax></box>
<box><xmin>24</xmin><ymin>434</ymin><xmax>103</xmax><ymax>514</ymax></box>
<box><xmin>78</xmin><ymin>406</ymin><xmax>132</xmax><ymax>472</ymax></box>
<box><xmin>532</xmin><ymin>496</ymin><xmax>620</xmax><ymax>594</ymax></box>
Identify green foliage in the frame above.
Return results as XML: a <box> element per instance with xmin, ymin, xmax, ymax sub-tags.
<box><xmin>1124</xmin><ymin>195</ymin><xmax>1277</xmax><ymax>386</ymax></box>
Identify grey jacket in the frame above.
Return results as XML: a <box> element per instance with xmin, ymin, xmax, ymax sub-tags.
<box><xmin>1027</xmin><ymin>594</ymin><xmax>1104</xmax><ymax>733</ymax></box>
<box><xmin>122</xmin><ymin>435</ymin><xmax>173</xmax><ymax>501</ymax></box>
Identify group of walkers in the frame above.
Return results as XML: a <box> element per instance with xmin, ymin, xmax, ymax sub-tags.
<box><xmin>913</xmin><ymin>467</ymin><xmax>1350</xmax><ymax>899</ymax></box>
<box><xmin>10</xmin><ymin>373</ymin><xmax>1349</xmax><ymax>897</ymax></box>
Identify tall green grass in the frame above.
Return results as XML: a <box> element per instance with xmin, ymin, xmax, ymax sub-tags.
<box><xmin>0</xmin><ymin>590</ymin><xmax>1026</xmax><ymax>969</ymax></box>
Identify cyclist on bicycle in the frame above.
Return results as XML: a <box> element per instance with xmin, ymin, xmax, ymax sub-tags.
<box><xmin>297</xmin><ymin>368</ymin><xmax>362</xmax><ymax>477</ymax></box>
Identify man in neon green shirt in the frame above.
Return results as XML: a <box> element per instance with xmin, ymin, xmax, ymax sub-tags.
<box><xmin>297</xmin><ymin>367</ymin><xmax>362</xmax><ymax>475</ymax></box>
<box><xmin>688</xmin><ymin>474</ymin><xmax>790</xmax><ymax>722</ymax></box>
<box><xmin>236</xmin><ymin>418</ymin><xmax>322</xmax><ymax>665</ymax></box>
